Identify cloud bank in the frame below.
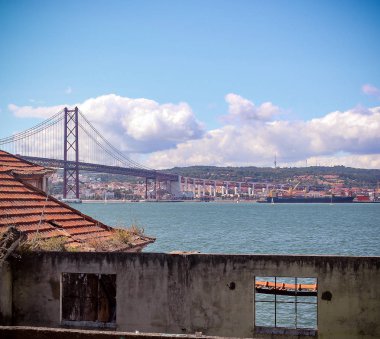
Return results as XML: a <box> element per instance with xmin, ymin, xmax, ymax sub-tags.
<box><xmin>8</xmin><ymin>94</ymin><xmax>204</xmax><ymax>153</ymax></box>
<box><xmin>224</xmin><ymin>93</ymin><xmax>281</xmax><ymax>122</ymax></box>
<box><xmin>8</xmin><ymin>92</ymin><xmax>380</xmax><ymax>169</ymax></box>
<box><xmin>146</xmin><ymin>94</ymin><xmax>380</xmax><ymax>169</ymax></box>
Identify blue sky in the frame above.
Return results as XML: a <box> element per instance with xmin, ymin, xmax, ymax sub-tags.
<box><xmin>1</xmin><ymin>1</ymin><xmax>380</xmax><ymax>168</ymax></box>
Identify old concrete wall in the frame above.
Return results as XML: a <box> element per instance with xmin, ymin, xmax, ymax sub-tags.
<box><xmin>0</xmin><ymin>325</ymin><xmax>245</xmax><ymax>339</ymax></box>
<box><xmin>0</xmin><ymin>262</ymin><xmax>12</xmax><ymax>325</ymax></box>
<box><xmin>6</xmin><ymin>252</ymin><xmax>380</xmax><ymax>338</ymax></box>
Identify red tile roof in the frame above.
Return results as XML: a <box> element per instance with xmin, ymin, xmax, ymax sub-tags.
<box><xmin>0</xmin><ymin>150</ymin><xmax>50</xmax><ymax>175</ymax></box>
<box><xmin>0</xmin><ymin>170</ymin><xmax>113</xmax><ymax>245</ymax></box>
<box><xmin>0</xmin><ymin>150</ymin><xmax>154</xmax><ymax>251</ymax></box>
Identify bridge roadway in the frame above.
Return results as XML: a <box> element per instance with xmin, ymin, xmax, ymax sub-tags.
<box><xmin>20</xmin><ymin>155</ymin><xmax>272</xmax><ymax>197</ymax></box>
<box><xmin>20</xmin><ymin>156</ymin><xmax>178</xmax><ymax>181</ymax></box>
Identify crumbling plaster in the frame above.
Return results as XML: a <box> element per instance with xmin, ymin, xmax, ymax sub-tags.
<box><xmin>1</xmin><ymin>252</ymin><xmax>379</xmax><ymax>338</ymax></box>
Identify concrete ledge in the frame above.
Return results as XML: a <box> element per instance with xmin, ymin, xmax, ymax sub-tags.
<box><xmin>255</xmin><ymin>326</ymin><xmax>317</xmax><ymax>336</ymax></box>
<box><xmin>0</xmin><ymin>326</ymin><xmax>250</xmax><ymax>339</ymax></box>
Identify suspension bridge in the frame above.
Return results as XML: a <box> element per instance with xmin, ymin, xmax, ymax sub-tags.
<box><xmin>0</xmin><ymin>108</ymin><xmax>262</xmax><ymax>200</ymax></box>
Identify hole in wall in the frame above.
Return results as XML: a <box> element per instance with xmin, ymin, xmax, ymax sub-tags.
<box><xmin>321</xmin><ymin>291</ymin><xmax>332</xmax><ymax>301</ymax></box>
<box><xmin>228</xmin><ymin>282</ymin><xmax>236</xmax><ymax>290</ymax></box>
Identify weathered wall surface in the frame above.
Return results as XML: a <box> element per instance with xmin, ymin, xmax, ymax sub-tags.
<box><xmin>0</xmin><ymin>262</ymin><xmax>12</xmax><ymax>325</ymax></box>
<box><xmin>6</xmin><ymin>252</ymin><xmax>380</xmax><ymax>338</ymax></box>
<box><xmin>0</xmin><ymin>325</ymin><xmax>244</xmax><ymax>339</ymax></box>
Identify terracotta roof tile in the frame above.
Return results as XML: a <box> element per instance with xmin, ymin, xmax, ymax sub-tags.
<box><xmin>16</xmin><ymin>223</ymin><xmax>56</xmax><ymax>233</ymax></box>
<box><xmin>0</xmin><ymin>150</ymin><xmax>48</xmax><ymax>174</ymax></box>
<box><xmin>0</xmin><ymin>213</ymin><xmax>87</xmax><ymax>226</ymax></box>
<box><xmin>45</xmin><ymin>214</ymin><xmax>84</xmax><ymax>221</ymax></box>
<box><xmin>0</xmin><ymin>200</ymin><xmax>58</xmax><ymax>208</ymax></box>
<box><xmin>0</xmin><ymin>180</ymin><xmax>24</xmax><ymax>186</ymax></box>
<box><xmin>27</xmin><ymin>229</ymin><xmax>66</xmax><ymax>239</ymax></box>
<box><xmin>0</xmin><ymin>186</ymin><xmax>33</xmax><ymax>193</ymax></box>
<box><xmin>0</xmin><ymin>152</ymin><xmax>112</xmax><ymax>248</ymax></box>
<box><xmin>65</xmin><ymin>226</ymin><xmax>107</xmax><ymax>235</ymax></box>
<box><xmin>0</xmin><ymin>193</ymin><xmax>47</xmax><ymax>200</ymax></box>
<box><xmin>54</xmin><ymin>219</ymin><xmax>95</xmax><ymax>228</ymax></box>
<box><xmin>0</xmin><ymin>149</ymin><xmax>154</xmax><ymax>251</ymax></box>
<box><xmin>2</xmin><ymin>207</ymin><xmax>69</xmax><ymax>216</ymax></box>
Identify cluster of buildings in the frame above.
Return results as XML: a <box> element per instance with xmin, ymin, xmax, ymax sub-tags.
<box><xmin>49</xmin><ymin>172</ymin><xmax>147</xmax><ymax>201</ymax></box>
<box><xmin>276</xmin><ymin>174</ymin><xmax>380</xmax><ymax>202</ymax></box>
<box><xmin>49</xmin><ymin>171</ymin><xmax>380</xmax><ymax>202</ymax></box>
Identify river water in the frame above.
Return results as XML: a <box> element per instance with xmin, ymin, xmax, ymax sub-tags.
<box><xmin>75</xmin><ymin>202</ymin><xmax>380</xmax><ymax>256</ymax></box>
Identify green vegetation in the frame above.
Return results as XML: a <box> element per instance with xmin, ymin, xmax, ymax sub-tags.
<box><xmin>88</xmin><ymin>224</ymin><xmax>145</xmax><ymax>251</ymax></box>
<box><xmin>20</xmin><ymin>235</ymin><xmax>69</xmax><ymax>252</ymax></box>
<box><xmin>128</xmin><ymin>223</ymin><xmax>145</xmax><ymax>237</ymax></box>
<box><xmin>112</xmin><ymin>228</ymin><xmax>132</xmax><ymax>244</ymax></box>
<box><xmin>163</xmin><ymin>165</ymin><xmax>380</xmax><ymax>188</ymax></box>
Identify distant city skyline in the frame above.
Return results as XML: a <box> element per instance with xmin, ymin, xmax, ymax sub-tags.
<box><xmin>1</xmin><ymin>0</ymin><xmax>380</xmax><ymax>169</ymax></box>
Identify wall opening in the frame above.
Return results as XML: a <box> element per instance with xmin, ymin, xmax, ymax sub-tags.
<box><xmin>61</xmin><ymin>273</ymin><xmax>116</xmax><ymax>327</ymax></box>
<box><xmin>254</xmin><ymin>276</ymin><xmax>317</xmax><ymax>335</ymax></box>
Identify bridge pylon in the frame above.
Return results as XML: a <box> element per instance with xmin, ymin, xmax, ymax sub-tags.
<box><xmin>63</xmin><ymin>107</ymin><xmax>80</xmax><ymax>199</ymax></box>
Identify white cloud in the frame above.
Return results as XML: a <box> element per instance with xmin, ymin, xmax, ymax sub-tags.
<box><xmin>146</xmin><ymin>104</ymin><xmax>380</xmax><ymax>169</ymax></box>
<box><xmin>362</xmin><ymin>84</ymin><xmax>380</xmax><ymax>100</ymax></box>
<box><xmin>8</xmin><ymin>94</ymin><xmax>204</xmax><ymax>153</ymax></box>
<box><xmin>8</xmin><ymin>103</ymin><xmax>66</xmax><ymax>118</ymax></box>
<box><xmin>7</xmin><ymin>93</ymin><xmax>380</xmax><ymax>169</ymax></box>
<box><xmin>225</xmin><ymin>93</ymin><xmax>281</xmax><ymax>122</ymax></box>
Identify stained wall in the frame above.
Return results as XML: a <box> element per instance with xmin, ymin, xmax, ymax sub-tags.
<box><xmin>2</xmin><ymin>252</ymin><xmax>379</xmax><ymax>338</ymax></box>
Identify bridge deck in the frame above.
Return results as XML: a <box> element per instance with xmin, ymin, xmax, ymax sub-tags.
<box><xmin>20</xmin><ymin>156</ymin><xmax>178</xmax><ymax>181</ymax></box>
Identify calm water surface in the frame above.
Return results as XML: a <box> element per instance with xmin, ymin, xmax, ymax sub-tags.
<box><xmin>75</xmin><ymin>202</ymin><xmax>380</xmax><ymax>256</ymax></box>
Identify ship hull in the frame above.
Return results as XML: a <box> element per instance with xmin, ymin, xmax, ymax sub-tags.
<box><xmin>265</xmin><ymin>196</ymin><xmax>354</xmax><ymax>203</ymax></box>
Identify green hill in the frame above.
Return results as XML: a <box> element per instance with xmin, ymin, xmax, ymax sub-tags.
<box><xmin>163</xmin><ymin>165</ymin><xmax>380</xmax><ymax>188</ymax></box>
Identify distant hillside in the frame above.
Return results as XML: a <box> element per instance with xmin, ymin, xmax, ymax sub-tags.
<box><xmin>163</xmin><ymin>166</ymin><xmax>380</xmax><ymax>188</ymax></box>
<box><xmin>71</xmin><ymin>165</ymin><xmax>380</xmax><ymax>189</ymax></box>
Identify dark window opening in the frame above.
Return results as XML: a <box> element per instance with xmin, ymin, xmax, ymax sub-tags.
<box><xmin>61</xmin><ymin>273</ymin><xmax>116</xmax><ymax>325</ymax></box>
<box><xmin>255</xmin><ymin>276</ymin><xmax>317</xmax><ymax>335</ymax></box>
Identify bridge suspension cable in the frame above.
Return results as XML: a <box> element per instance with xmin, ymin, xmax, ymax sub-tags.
<box><xmin>0</xmin><ymin>110</ymin><xmax>64</xmax><ymax>159</ymax></box>
<box><xmin>77</xmin><ymin>109</ymin><xmax>151</xmax><ymax>170</ymax></box>
<box><xmin>0</xmin><ymin>110</ymin><xmax>64</xmax><ymax>144</ymax></box>
<box><xmin>0</xmin><ymin>108</ymin><xmax>152</xmax><ymax>171</ymax></box>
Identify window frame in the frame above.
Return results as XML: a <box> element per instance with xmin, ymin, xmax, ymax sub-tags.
<box><xmin>254</xmin><ymin>276</ymin><xmax>318</xmax><ymax>336</ymax></box>
<box><xmin>60</xmin><ymin>272</ymin><xmax>117</xmax><ymax>329</ymax></box>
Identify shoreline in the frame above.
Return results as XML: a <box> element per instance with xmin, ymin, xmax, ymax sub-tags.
<box><xmin>80</xmin><ymin>199</ymin><xmax>259</xmax><ymax>204</ymax></box>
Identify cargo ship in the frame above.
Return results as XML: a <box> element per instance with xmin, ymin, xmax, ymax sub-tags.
<box><xmin>353</xmin><ymin>195</ymin><xmax>380</xmax><ymax>203</ymax></box>
<box><xmin>261</xmin><ymin>196</ymin><xmax>354</xmax><ymax>203</ymax></box>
